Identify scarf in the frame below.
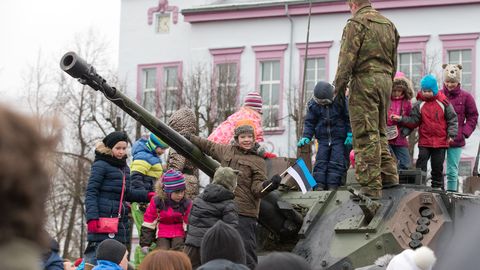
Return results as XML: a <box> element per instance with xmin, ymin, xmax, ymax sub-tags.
<box><xmin>94</xmin><ymin>150</ymin><xmax>127</xmax><ymax>168</ymax></box>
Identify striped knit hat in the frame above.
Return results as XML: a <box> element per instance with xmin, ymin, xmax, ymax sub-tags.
<box><xmin>148</xmin><ymin>133</ymin><xmax>169</xmax><ymax>150</ymax></box>
<box><xmin>243</xmin><ymin>92</ymin><xmax>263</xmax><ymax>114</ymax></box>
<box><xmin>162</xmin><ymin>169</ymin><xmax>186</xmax><ymax>193</ymax></box>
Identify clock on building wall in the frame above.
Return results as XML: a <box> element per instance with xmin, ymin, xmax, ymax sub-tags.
<box><xmin>156</xmin><ymin>14</ymin><xmax>170</xmax><ymax>33</ymax></box>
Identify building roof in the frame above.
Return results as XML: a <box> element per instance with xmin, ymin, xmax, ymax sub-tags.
<box><xmin>183</xmin><ymin>0</ymin><xmax>338</xmax><ymax>14</ymax></box>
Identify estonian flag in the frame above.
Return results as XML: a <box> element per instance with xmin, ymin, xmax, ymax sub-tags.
<box><xmin>284</xmin><ymin>158</ymin><xmax>317</xmax><ymax>194</ymax></box>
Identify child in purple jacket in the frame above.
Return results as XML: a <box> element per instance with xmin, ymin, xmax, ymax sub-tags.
<box><xmin>440</xmin><ymin>64</ymin><xmax>478</xmax><ymax>192</ymax></box>
<box><xmin>387</xmin><ymin>72</ymin><xmax>414</xmax><ymax>170</ymax></box>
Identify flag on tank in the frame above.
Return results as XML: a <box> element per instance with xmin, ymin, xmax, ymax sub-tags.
<box><xmin>284</xmin><ymin>158</ymin><xmax>317</xmax><ymax>194</ymax></box>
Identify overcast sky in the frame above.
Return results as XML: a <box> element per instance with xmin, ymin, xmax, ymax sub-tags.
<box><xmin>0</xmin><ymin>0</ymin><xmax>120</xmax><ymax>103</ymax></box>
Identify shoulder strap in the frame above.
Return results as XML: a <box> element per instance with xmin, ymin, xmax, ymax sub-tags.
<box><xmin>117</xmin><ymin>170</ymin><xmax>126</xmax><ymax>218</ymax></box>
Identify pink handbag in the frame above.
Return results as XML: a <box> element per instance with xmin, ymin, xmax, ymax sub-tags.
<box><xmin>96</xmin><ymin>171</ymin><xmax>125</xmax><ymax>234</ymax></box>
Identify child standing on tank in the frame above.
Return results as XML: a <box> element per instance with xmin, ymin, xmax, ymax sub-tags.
<box><xmin>297</xmin><ymin>81</ymin><xmax>351</xmax><ymax>190</ymax></box>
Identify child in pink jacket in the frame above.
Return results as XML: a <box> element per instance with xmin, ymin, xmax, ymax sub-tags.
<box><xmin>139</xmin><ymin>169</ymin><xmax>192</xmax><ymax>252</ymax></box>
<box><xmin>387</xmin><ymin>72</ymin><xmax>414</xmax><ymax>169</ymax></box>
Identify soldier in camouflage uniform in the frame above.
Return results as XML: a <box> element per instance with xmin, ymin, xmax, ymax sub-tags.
<box><xmin>333</xmin><ymin>0</ymin><xmax>400</xmax><ymax>199</ymax></box>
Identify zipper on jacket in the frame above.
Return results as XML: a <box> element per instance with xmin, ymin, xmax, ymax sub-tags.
<box><xmin>327</xmin><ymin>107</ymin><xmax>332</xmax><ymax>146</ymax></box>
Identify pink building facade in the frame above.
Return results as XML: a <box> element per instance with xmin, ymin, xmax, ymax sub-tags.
<box><xmin>119</xmin><ymin>0</ymin><xmax>480</xmax><ymax>174</ymax></box>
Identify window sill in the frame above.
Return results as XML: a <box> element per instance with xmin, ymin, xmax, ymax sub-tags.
<box><xmin>264</xmin><ymin>128</ymin><xmax>285</xmax><ymax>135</ymax></box>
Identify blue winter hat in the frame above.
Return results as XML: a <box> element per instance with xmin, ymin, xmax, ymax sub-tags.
<box><xmin>148</xmin><ymin>133</ymin><xmax>168</xmax><ymax>150</ymax></box>
<box><xmin>420</xmin><ymin>74</ymin><xmax>439</xmax><ymax>96</ymax></box>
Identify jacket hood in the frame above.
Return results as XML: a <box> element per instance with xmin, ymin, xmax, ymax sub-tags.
<box><xmin>201</xmin><ymin>184</ymin><xmax>235</xmax><ymax>203</ymax></box>
<box><xmin>167</xmin><ymin>108</ymin><xmax>196</xmax><ymax>135</ymax></box>
<box><xmin>131</xmin><ymin>138</ymin><xmax>153</xmax><ymax>156</ymax></box>
<box><xmin>95</xmin><ymin>142</ymin><xmax>113</xmax><ymax>155</ymax></box>
<box><xmin>393</xmin><ymin>76</ymin><xmax>414</xmax><ymax>100</ymax></box>
<box><xmin>197</xmin><ymin>259</ymin><xmax>249</xmax><ymax>270</ymax></box>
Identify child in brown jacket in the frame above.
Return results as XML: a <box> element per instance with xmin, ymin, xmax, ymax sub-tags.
<box><xmin>186</xmin><ymin>119</ymin><xmax>281</xmax><ymax>269</ymax></box>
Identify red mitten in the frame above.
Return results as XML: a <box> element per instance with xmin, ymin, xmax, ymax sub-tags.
<box><xmin>263</xmin><ymin>152</ymin><xmax>277</xmax><ymax>159</ymax></box>
<box><xmin>87</xmin><ymin>220</ymin><xmax>99</xmax><ymax>233</ymax></box>
<box><xmin>147</xmin><ymin>192</ymin><xmax>156</xmax><ymax>201</ymax></box>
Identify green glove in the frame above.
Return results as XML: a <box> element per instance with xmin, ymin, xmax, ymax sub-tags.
<box><xmin>344</xmin><ymin>132</ymin><xmax>352</xmax><ymax>146</ymax></box>
<box><xmin>297</xmin><ymin>137</ymin><xmax>311</xmax><ymax>147</ymax></box>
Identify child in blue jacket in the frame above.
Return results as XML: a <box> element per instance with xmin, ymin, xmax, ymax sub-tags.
<box><xmin>297</xmin><ymin>81</ymin><xmax>351</xmax><ymax>190</ymax></box>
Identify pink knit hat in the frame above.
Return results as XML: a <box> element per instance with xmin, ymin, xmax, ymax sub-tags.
<box><xmin>162</xmin><ymin>169</ymin><xmax>186</xmax><ymax>193</ymax></box>
<box><xmin>243</xmin><ymin>92</ymin><xmax>263</xmax><ymax>114</ymax></box>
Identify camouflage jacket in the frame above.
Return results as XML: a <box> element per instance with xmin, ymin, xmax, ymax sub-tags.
<box><xmin>334</xmin><ymin>5</ymin><xmax>400</xmax><ymax>94</ymax></box>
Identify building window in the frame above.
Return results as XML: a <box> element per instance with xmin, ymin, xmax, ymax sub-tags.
<box><xmin>447</xmin><ymin>49</ymin><xmax>473</xmax><ymax>92</ymax></box>
<box><xmin>209</xmin><ymin>47</ymin><xmax>244</xmax><ymax>121</ymax></box>
<box><xmin>296</xmin><ymin>41</ymin><xmax>333</xmax><ymax>102</ymax></box>
<box><xmin>216</xmin><ymin>63</ymin><xmax>238</xmax><ymax>119</ymax></box>
<box><xmin>260</xmin><ymin>60</ymin><xmax>280</xmax><ymax>128</ymax></box>
<box><xmin>163</xmin><ymin>66</ymin><xmax>179</xmax><ymax>118</ymax></box>
<box><xmin>253</xmin><ymin>44</ymin><xmax>288</xmax><ymax>133</ymax></box>
<box><xmin>305</xmin><ymin>57</ymin><xmax>327</xmax><ymax>99</ymax></box>
<box><xmin>137</xmin><ymin>62</ymin><xmax>182</xmax><ymax>120</ymax></box>
<box><xmin>397</xmin><ymin>36</ymin><xmax>430</xmax><ymax>89</ymax></box>
<box><xmin>156</xmin><ymin>13</ymin><xmax>171</xmax><ymax>33</ymax></box>
<box><xmin>142</xmin><ymin>68</ymin><xmax>157</xmax><ymax>114</ymax></box>
<box><xmin>440</xmin><ymin>33</ymin><xmax>479</xmax><ymax>94</ymax></box>
<box><xmin>398</xmin><ymin>52</ymin><xmax>423</xmax><ymax>88</ymax></box>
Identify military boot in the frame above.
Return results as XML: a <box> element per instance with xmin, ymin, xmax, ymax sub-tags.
<box><xmin>359</xmin><ymin>187</ymin><xmax>382</xmax><ymax>200</ymax></box>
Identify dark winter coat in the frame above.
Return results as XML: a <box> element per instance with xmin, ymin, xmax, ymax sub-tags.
<box><xmin>85</xmin><ymin>143</ymin><xmax>149</xmax><ymax>244</ymax></box>
<box><xmin>186</xmin><ymin>184</ymin><xmax>238</xmax><ymax>247</ymax></box>
<box><xmin>441</xmin><ymin>84</ymin><xmax>478</xmax><ymax>147</ymax></box>
<box><xmin>302</xmin><ymin>97</ymin><xmax>351</xmax><ymax>142</ymax></box>
<box><xmin>42</xmin><ymin>238</ymin><xmax>63</xmax><ymax>270</ymax></box>
<box><xmin>197</xmin><ymin>259</ymin><xmax>249</xmax><ymax>270</ymax></box>
<box><xmin>130</xmin><ymin>138</ymin><xmax>163</xmax><ymax>192</ymax></box>
<box><xmin>190</xmin><ymin>135</ymin><xmax>267</xmax><ymax>218</ymax></box>
<box><xmin>400</xmin><ymin>92</ymin><xmax>458</xmax><ymax>148</ymax></box>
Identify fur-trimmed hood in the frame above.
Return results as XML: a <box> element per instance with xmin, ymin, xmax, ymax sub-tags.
<box><xmin>393</xmin><ymin>76</ymin><xmax>414</xmax><ymax>100</ymax></box>
<box><xmin>95</xmin><ymin>141</ymin><xmax>113</xmax><ymax>155</ymax></box>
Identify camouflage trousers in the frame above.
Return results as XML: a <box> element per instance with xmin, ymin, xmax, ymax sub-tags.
<box><xmin>349</xmin><ymin>74</ymin><xmax>398</xmax><ymax>190</ymax></box>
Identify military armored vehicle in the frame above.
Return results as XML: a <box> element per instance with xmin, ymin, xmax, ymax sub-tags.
<box><xmin>60</xmin><ymin>52</ymin><xmax>480</xmax><ymax>270</ymax></box>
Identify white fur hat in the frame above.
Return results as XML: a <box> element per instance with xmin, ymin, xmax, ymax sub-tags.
<box><xmin>386</xmin><ymin>247</ymin><xmax>436</xmax><ymax>270</ymax></box>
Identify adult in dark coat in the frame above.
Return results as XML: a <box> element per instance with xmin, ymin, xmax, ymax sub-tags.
<box><xmin>84</xmin><ymin>131</ymin><xmax>153</xmax><ymax>265</ymax></box>
<box><xmin>184</xmin><ymin>167</ymin><xmax>239</xmax><ymax>268</ymax></box>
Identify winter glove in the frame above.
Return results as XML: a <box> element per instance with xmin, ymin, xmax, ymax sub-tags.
<box><xmin>270</xmin><ymin>174</ymin><xmax>282</xmax><ymax>189</ymax></box>
<box><xmin>87</xmin><ymin>220</ymin><xmax>99</xmax><ymax>233</ymax></box>
<box><xmin>297</xmin><ymin>137</ymin><xmax>311</xmax><ymax>147</ymax></box>
<box><xmin>141</xmin><ymin>246</ymin><xmax>150</xmax><ymax>255</ymax></box>
<box><xmin>344</xmin><ymin>133</ymin><xmax>352</xmax><ymax>146</ymax></box>
<box><xmin>147</xmin><ymin>192</ymin><xmax>155</xmax><ymax>201</ymax></box>
<box><xmin>262</xmin><ymin>174</ymin><xmax>282</xmax><ymax>193</ymax></box>
<box><xmin>263</xmin><ymin>152</ymin><xmax>277</xmax><ymax>159</ymax></box>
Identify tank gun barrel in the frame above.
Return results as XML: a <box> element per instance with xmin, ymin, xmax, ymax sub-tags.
<box><xmin>60</xmin><ymin>51</ymin><xmax>220</xmax><ymax>177</ymax></box>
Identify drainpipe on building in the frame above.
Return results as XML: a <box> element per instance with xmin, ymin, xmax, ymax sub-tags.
<box><xmin>285</xmin><ymin>3</ymin><xmax>294</xmax><ymax>157</ymax></box>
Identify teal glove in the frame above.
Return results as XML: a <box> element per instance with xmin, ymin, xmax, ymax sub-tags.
<box><xmin>344</xmin><ymin>132</ymin><xmax>352</xmax><ymax>146</ymax></box>
<box><xmin>297</xmin><ymin>137</ymin><xmax>311</xmax><ymax>147</ymax></box>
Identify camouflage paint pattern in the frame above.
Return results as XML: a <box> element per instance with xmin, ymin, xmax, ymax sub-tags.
<box><xmin>334</xmin><ymin>5</ymin><xmax>400</xmax><ymax>190</ymax></box>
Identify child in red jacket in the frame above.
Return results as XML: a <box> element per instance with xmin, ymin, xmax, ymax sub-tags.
<box><xmin>139</xmin><ymin>169</ymin><xmax>192</xmax><ymax>252</ymax></box>
<box><xmin>392</xmin><ymin>74</ymin><xmax>458</xmax><ymax>190</ymax></box>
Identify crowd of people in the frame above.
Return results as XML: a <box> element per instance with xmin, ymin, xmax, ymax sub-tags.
<box><xmin>2</xmin><ymin>1</ymin><xmax>480</xmax><ymax>270</ymax></box>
